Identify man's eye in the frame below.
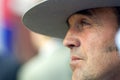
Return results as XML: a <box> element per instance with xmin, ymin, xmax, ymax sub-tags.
<box><xmin>77</xmin><ymin>19</ymin><xmax>91</xmax><ymax>30</ymax></box>
<box><xmin>81</xmin><ymin>19</ymin><xmax>90</xmax><ymax>26</ymax></box>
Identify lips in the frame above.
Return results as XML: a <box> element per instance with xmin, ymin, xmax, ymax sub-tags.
<box><xmin>71</xmin><ymin>55</ymin><xmax>81</xmax><ymax>65</ymax></box>
<box><xmin>71</xmin><ymin>55</ymin><xmax>81</xmax><ymax>61</ymax></box>
<box><xmin>70</xmin><ymin>55</ymin><xmax>83</xmax><ymax>71</ymax></box>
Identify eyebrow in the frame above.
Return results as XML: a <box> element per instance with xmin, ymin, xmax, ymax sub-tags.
<box><xmin>66</xmin><ymin>9</ymin><xmax>93</xmax><ymax>27</ymax></box>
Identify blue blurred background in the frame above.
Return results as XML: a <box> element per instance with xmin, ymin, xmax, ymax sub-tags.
<box><xmin>0</xmin><ymin>0</ymin><xmax>39</xmax><ymax>59</ymax></box>
<box><xmin>0</xmin><ymin>0</ymin><xmax>42</xmax><ymax>80</ymax></box>
<box><xmin>0</xmin><ymin>1</ymin><xmax>72</xmax><ymax>80</ymax></box>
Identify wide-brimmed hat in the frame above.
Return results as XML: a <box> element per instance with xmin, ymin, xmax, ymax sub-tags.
<box><xmin>23</xmin><ymin>0</ymin><xmax>120</xmax><ymax>39</ymax></box>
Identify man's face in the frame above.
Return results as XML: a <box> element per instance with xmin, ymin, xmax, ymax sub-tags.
<box><xmin>63</xmin><ymin>8</ymin><xmax>120</xmax><ymax>80</ymax></box>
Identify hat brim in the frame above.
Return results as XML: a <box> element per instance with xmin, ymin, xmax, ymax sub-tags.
<box><xmin>23</xmin><ymin>0</ymin><xmax>120</xmax><ymax>39</ymax></box>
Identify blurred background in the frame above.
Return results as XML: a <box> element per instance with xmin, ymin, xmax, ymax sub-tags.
<box><xmin>0</xmin><ymin>0</ymin><xmax>72</xmax><ymax>80</ymax></box>
<box><xmin>0</xmin><ymin>0</ymin><xmax>41</xmax><ymax>63</ymax></box>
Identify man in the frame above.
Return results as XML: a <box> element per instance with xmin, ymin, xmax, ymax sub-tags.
<box><xmin>22</xmin><ymin>0</ymin><xmax>120</xmax><ymax>80</ymax></box>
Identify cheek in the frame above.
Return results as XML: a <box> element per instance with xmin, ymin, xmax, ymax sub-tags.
<box><xmin>80</xmin><ymin>29</ymin><xmax>117</xmax><ymax>65</ymax></box>
<box><xmin>86</xmin><ymin>52</ymin><xmax>120</xmax><ymax>76</ymax></box>
<box><xmin>80</xmin><ymin>30</ymin><xmax>102</xmax><ymax>53</ymax></box>
<box><xmin>79</xmin><ymin>29</ymin><xmax>120</xmax><ymax>77</ymax></box>
<box><xmin>81</xmin><ymin>26</ymin><xmax>116</xmax><ymax>53</ymax></box>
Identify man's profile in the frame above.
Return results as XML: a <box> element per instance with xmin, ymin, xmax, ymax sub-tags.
<box><xmin>22</xmin><ymin>0</ymin><xmax>120</xmax><ymax>80</ymax></box>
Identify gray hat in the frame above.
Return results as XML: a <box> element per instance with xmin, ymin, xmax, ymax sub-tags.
<box><xmin>23</xmin><ymin>0</ymin><xmax>120</xmax><ymax>39</ymax></box>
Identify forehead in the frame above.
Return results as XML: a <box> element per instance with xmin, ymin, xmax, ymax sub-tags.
<box><xmin>67</xmin><ymin>7</ymin><xmax>116</xmax><ymax>22</ymax></box>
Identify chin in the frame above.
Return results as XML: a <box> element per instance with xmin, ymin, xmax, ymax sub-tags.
<box><xmin>72</xmin><ymin>68</ymin><xmax>102</xmax><ymax>80</ymax></box>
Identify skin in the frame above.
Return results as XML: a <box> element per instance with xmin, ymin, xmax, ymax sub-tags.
<box><xmin>63</xmin><ymin>8</ymin><xmax>120</xmax><ymax>80</ymax></box>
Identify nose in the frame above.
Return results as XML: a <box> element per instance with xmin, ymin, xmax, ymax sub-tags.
<box><xmin>63</xmin><ymin>29</ymin><xmax>80</xmax><ymax>49</ymax></box>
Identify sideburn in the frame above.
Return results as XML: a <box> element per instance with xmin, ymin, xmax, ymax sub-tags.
<box><xmin>105</xmin><ymin>44</ymin><xmax>118</xmax><ymax>53</ymax></box>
